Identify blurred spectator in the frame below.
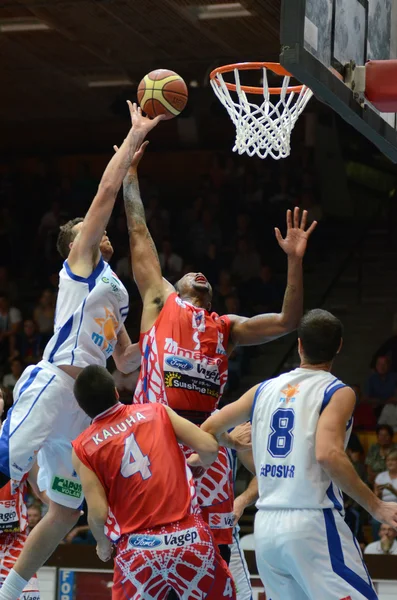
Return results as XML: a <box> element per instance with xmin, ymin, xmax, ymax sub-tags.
<box><xmin>10</xmin><ymin>319</ymin><xmax>44</xmax><ymax>366</ymax></box>
<box><xmin>2</xmin><ymin>357</ymin><xmax>23</xmax><ymax>393</ymax></box>
<box><xmin>352</xmin><ymin>384</ymin><xmax>376</xmax><ymax>430</ymax></box>
<box><xmin>159</xmin><ymin>240</ymin><xmax>183</xmax><ymax>283</ymax></box>
<box><xmin>365</xmin><ymin>425</ymin><xmax>397</xmax><ymax>486</ymax></box>
<box><xmin>0</xmin><ymin>267</ymin><xmax>18</xmax><ymax>304</ymax></box>
<box><xmin>37</xmin><ymin>200</ymin><xmax>63</xmax><ymax>260</ymax></box>
<box><xmin>65</xmin><ymin>525</ymin><xmax>95</xmax><ymax>545</ymax></box>
<box><xmin>33</xmin><ymin>289</ymin><xmax>56</xmax><ymax>338</ymax></box>
<box><xmin>364</xmin><ymin>524</ymin><xmax>397</xmax><ymax>555</ymax></box>
<box><xmin>145</xmin><ymin>196</ymin><xmax>169</xmax><ymax>229</ymax></box>
<box><xmin>371</xmin><ymin>333</ymin><xmax>397</xmax><ymax>373</ymax></box>
<box><xmin>0</xmin><ymin>294</ymin><xmax>22</xmax><ymax>367</ymax></box>
<box><xmin>200</xmin><ymin>243</ymin><xmax>221</xmax><ymax>286</ymax></box>
<box><xmin>189</xmin><ymin>209</ymin><xmax>222</xmax><ymax>259</ymax></box>
<box><xmin>365</xmin><ymin>356</ymin><xmax>397</xmax><ymax>418</ymax></box>
<box><xmin>214</xmin><ymin>270</ymin><xmax>237</xmax><ymax>314</ymax></box>
<box><xmin>115</xmin><ymin>243</ymin><xmax>132</xmax><ymax>281</ymax></box>
<box><xmin>268</xmin><ymin>174</ymin><xmax>295</xmax><ymax>209</ymax></box>
<box><xmin>299</xmin><ymin>191</ymin><xmax>323</xmax><ymax>224</ymax></box>
<box><xmin>27</xmin><ymin>504</ymin><xmax>42</xmax><ymax>532</ymax></box>
<box><xmin>231</xmin><ymin>238</ymin><xmax>261</xmax><ymax>283</ymax></box>
<box><xmin>378</xmin><ymin>401</ymin><xmax>397</xmax><ymax>432</ymax></box>
<box><xmin>243</xmin><ymin>264</ymin><xmax>284</xmax><ymax>315</ymax></box>
<box><xmin>374</xmin><ymin>450</ymin><xmax>397</xmax><ymax>502</ymax></box>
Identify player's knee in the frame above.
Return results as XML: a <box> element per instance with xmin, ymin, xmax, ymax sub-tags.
<box><xmin>47</xmin><ymin>502</ymin><xmax>81</xmax><ymax>527</ymax></box>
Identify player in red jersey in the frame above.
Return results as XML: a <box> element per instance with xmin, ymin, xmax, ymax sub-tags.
<box><xmin>121</xmin><ymin>146</ymin><xmax>316</xmax><ymax>557</ymax></box>
<box><xmin>0</xmin><ymin>464</ymin><xmax>47</xmax><ymax>600</ymax></box>
<box><xmin>71</xmin><ymin>365</ymin><xmax>236</xmax><ymax>600</ymax></box>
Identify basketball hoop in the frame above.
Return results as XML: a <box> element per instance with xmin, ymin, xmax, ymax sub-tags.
<box><xmin>210</xmin><ymin>62</ymin><xmax>313</xmax><ymax>160</ymax></box>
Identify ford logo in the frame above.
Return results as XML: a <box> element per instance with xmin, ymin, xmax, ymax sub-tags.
<box><xmin>165</xmin><ymin>357</ymin><xmax>193</xmax><ymax>371</ymax></box>
<box><xmin>128</xmin><ymin>535</ymin><xmax>162</xmax><ymax>548</ymax></box>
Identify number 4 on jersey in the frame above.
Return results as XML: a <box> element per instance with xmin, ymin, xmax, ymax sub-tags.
<box><xmin>121</xmin><ymin>433</ymin><xmax>152</xmax><ymax>480</ymax></box>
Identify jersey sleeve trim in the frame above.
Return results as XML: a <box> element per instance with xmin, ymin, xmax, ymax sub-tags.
<box><xmin>250</xmin><ymin>380</ymin><xmax>270</xmax><ymax>423</ymax></box>
<box><xmin>320</xmin><ymin>380</ymin><xmax>346</xmax><ymax>414</ymax></box>
<box><xmin>71</xmin><ymin>438</ymin><xmax>94</xmax><ymax>472</ymax></box>
<box><xmin>64</xmin><ymin>257</ymin><xmax>105</xmax><ymax>291</ymax></box>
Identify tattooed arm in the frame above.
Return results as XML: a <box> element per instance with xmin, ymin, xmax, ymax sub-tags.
<box><xmin>228</xmin><ymin>208</ymin><xmax>316</xmax><ymax>348</ymax></box>
<box><xmin>123</xmin><ymin>143</ymin><xmax>174</xmax><ymax>331</ymax></box>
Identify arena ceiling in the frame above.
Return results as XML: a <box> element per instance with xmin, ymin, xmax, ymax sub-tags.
<box><xmin>0</xmin><ymin>0</ymin><xmax>281</xmax><ymax>152</ymax></box>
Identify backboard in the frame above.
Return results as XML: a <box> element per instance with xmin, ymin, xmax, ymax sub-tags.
<box><xmin>280</xmin><ymin>0</ymin><xmax>397</xmax><ymax>162</ymax></box>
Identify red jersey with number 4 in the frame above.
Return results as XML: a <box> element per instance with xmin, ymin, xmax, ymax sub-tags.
<box><xmin>72</xmin><ymin>403</ymin><xmax>197</xmax><ymax>542</ymax></box>
<box><xmin>134</xmin><ymin>293</ymin><xmax>231</xmax><ymax>411</ymax></box>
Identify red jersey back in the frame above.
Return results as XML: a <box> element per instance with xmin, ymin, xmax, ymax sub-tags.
<box><xmin>0</xmin><ymin>479</ymin><xmax>27</xmax><ymax>534</ymax></box>
<box><xmin>72</xmin><ymin>403</ymin><xmax>195</xmax><ymax>542</ymax></box>
<box><xmin>134</xmin><ymin>293</ymin><xmax>231</xmax><ymax>412</ymax></box>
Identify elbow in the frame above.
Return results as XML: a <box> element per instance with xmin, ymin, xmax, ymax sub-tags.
<box><xmin>316</xmin><ymin>447</ymin><xmax>339</xmax><ymax>469</ymax></box>
<box><xmin>98</xmin><ymin>180</ymin><xmax>118</xmax><ymax>198</ymax></box>
<box><xmin>278</xmin><ymin>313</ymin><xmax>299</xmax><ymax>334</ymax></box>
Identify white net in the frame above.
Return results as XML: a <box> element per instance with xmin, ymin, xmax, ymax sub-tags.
<box><xmin>210</xmin><ymin>66</ymin><xmax>313</xmax><ymax>160</ymax></box>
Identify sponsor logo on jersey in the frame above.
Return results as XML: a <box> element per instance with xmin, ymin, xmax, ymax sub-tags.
<box><xmin>92</xmin><ymin>307</ymin><xmax>119</xmax><ymax>356</ymax></box>
<box><xmin>102</xmin><ymin>277</ymin><xmax>109</xmax><ymax>283</ymax></box>
<box><xmin>260</xmin><ymin>463</ymin><xmax>295</xmax><ymax>479</ymax></box>
<box><xmin>279</xmin><ymin>383</ymin><xmax>300</xmax><ymax>404</ymax></box>
<box><xmin>128</xmin><ymin>534</ymin><xmax>162</xmax><ymax>548</ymax></box>
<box><xmin>209</xmin><ymin>512</ymin><xmax>234</xmax><ymax>529</ymax></box>
<box><xmin>340</xmin><ymin>597</ymin><xmax>352</xmax><ymax>600</ymax></box>
<box><xmin>51</xmin><ymin>476</ymin><xmax>82</xmax><ymax>499</ymax></box>
<box><xmin>128</xmin><ymin>528</ymin><xmax>199</xmax><ymax>549</ymax></box>
<box><xmin>0</xmin><ymin>499</ymin><xmax>19</xmax><ymax>533</ymax></box>
<box><xmin>216</xmin><ymin>331</ymin><xmax>227</xmax><ymax>356</ymax></box>
<box><xmin>165</xmin><ymin>356</ymin><xmax>193</xmax><ymax>371</ymax></box>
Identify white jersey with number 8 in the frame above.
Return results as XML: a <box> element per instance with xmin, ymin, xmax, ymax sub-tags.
<box><xmin>251</xmin><ymin>368</ymin><xmax>351</xmax><ymax>512</ymax></box>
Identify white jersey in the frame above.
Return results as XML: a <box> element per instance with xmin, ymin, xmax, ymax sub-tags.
<box><xmin>43</xmin><ymin>258</ymin><xmax>129</xmax><ymax>368</ymax></box>
<box><xmin>252</xmin><ymin>367</ymin><xmax>351</xmax><ymax>511</ymax></box>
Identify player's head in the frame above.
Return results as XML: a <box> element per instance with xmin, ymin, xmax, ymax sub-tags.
<box><xmin>379</xmin><ymin>523</ymin><xmax>397</xmax><ymax>541</ymax></box>
<box><xmin>297</xmin><ymin>309</ymin><xmax>343</xmax><ymax>366</ymax></box>
<box><xmin>386</xmin><ymin>449</ymin><xmax>397</xmax><ymax>473</ymax></box>
<box><xmin>74</xmin><ymin>365</ymin><xmax>119</xmax><ymax>419</ymax></box>
<box><xmin>175</xmin><ymin>272</ymin><xmax>213</xmax><ymax>311</ymax></box>
<box><xmin>56</xmin><ymin>218</ymin><xmax>114</xmax><ymax>262</ymax></box>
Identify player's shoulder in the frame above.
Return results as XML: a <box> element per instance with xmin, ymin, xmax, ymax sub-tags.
<box><xmin>60</xmin><ymin>257</ymin><xmax>107</xmax><ymax>285</ymax></box>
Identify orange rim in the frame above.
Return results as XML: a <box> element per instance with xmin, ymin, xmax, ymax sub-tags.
<box><xmin>209</xmin><ymin>62</ymin><xmax>304</xmax><ymax>95</ymax></box>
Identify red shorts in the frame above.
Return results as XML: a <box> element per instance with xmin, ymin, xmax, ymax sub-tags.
<box><xmin>0</xmin><ymin>532</ymin><xmax>40</xmax><ymax>600</ymax></box>
<box><xmin>113</xmin><ymin>514</ymin><xmax>236</xmax><ymax>600</ymax></box>
<box><xmin>184</xmin><ymin>446</ymin><xmax>234</xmax><ymax>546</ymax></box>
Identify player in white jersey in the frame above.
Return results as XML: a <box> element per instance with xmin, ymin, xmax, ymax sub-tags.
<box><xmin>0</xmin><ymin>103</ymin><xmax>163</xmax><ymax>600</ymax></box>
<box><xmin>193</xmin><ymin>309</ymin><xmax>397</xmax><ymax>600</ymax></box>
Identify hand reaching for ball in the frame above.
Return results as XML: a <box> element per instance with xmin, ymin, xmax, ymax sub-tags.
<box><xmin>127</xmin><ymin>101</ymin><xmax>165</xmax><ymax>135</ymax></box>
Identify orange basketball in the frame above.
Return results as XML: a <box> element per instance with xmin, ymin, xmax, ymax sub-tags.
<box><xmin>137</xmin><ymin>69</ymin><xmax>188</xmax><ymax>120</ymax></box>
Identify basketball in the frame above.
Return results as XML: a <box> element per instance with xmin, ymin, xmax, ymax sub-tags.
<box><xmin>137</xmin><ymin>69</ymin><xmax>188</xmax><ymax>120</ymax></box>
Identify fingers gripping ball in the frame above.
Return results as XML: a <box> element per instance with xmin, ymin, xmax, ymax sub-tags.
<box><xmin>137</xmin><ymin>69</ymin><xmax>188</xmax><ymax>120</ymax></box>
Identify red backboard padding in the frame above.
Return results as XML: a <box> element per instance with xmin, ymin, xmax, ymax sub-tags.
<box><xmin>365</xmin><ymin>60</ymin><xmax>397</xmax><ymax>113</ymax></box>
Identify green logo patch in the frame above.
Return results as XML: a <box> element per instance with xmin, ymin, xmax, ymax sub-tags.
<box><xmin>51</xmin><ymin>476</ymin><xmax>82</xmax><ymax>499</ymax></box>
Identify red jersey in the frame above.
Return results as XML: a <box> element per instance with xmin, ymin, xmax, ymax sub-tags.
<box><xmin>72</xmin><ymin>403</ymin><xmax>197</xmax><ymax>542</ymax></box>
<box><xmin>0</xmin><ymin>479</ymin><xmax>27</xmax><ymax>534</ymax></box>
<box><xmin>134</xmin><ymin>293</ymin><xmax>231</xmax><ymax>412</ymax></box>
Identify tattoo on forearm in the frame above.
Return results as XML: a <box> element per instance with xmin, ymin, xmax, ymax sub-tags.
<box><xmin>123</xmin><ymin>172</ymin><xmax>146</xmax><ymax>224</ymax></box>
<box><xmin>123</xmin><ymin>172</ymin><xmax>160</xmax><ymax>266</ymax></box>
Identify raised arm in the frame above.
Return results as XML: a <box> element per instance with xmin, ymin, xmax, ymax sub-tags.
<box><xmin>228</xmin><ymin>208</ymin><xmax>316</xmax><ymax>347</ymax></box>
<box><xmin>112</xmin><ymin>326</ymin><xmax>141</xmax><ymax>374</ymax></box>
<box><xmin>68</xmin><ymin>103</ymin><xmax>163</xmax><ymax>278</ymax></box>
<box><xmin>164</xmin><ymin>406</ymin><xmax>219</xmax><ymax>467</ymax></box>
<box><xmin>122</xmin><ymin>145</ymin><xmax>174</xmax><ymax>331</ymax></box>
<box><xmin>200</xmin><ymin>386</ymin><xmax>257</xmax><ymax>443</ymax></box>
<box><xmin>72</xmin><ymin>450</ymin><xmax>113</xmax><ymax>562</ymax></box>
<box><xmin>316</xmin><ymin>387</ymin><xmax>397</xmax><ymax>527</ymax></box>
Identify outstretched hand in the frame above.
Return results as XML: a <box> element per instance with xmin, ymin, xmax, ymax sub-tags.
<box><xmin>127</xmin><ymin>100</ymin><xmax>165</xmax><ymax>134</ymax></box>
<box><xmin>275</xmin><ymin>207</ymin><xmax>317</xmax><ymax>259</ymax></box>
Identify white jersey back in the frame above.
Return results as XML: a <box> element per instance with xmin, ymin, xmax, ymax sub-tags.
<box><xmin>252</xmin><ymin>368</ymin><xmax>351</xmax><ymax>511</ymax></box>
<box><xmin>43</xmin><ymin>258</ymin><xmax>129</xmax><ymax>368</ymax></box>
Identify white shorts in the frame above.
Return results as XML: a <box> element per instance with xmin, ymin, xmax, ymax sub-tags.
<box><xmin>0</xmin><ymin>361</ymin><xmax>91</xmax><ymax>509</ymax></box>
<box><xmin>254</xmin><ymin>508</ymin><xmax>377</xmax><ymax>600</ymax></box>
<box><xmin>229</xmin><ymin>528</ymin><xmax>253</xmax><ymax>600</ymax></box>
